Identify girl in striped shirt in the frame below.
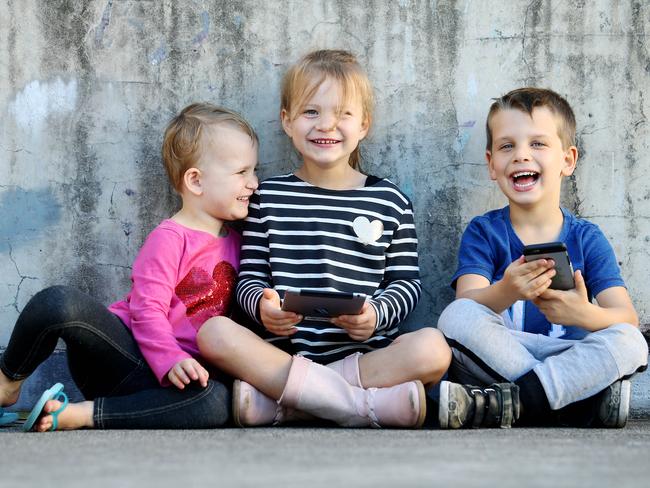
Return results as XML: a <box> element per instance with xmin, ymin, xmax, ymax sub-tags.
<box><xmin>197</xmin><ymin>50</ymin><xmax>451</xmax><ymax>428</ymax></box>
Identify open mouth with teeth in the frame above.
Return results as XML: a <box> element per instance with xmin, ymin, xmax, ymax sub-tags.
<box><xmin>310</xmin><ymin>138</ymin><xmax>340</xmax><ymax>145</ymax></box>
<box><xmin>511</xmin><ymin>171</ymin><xmax>540</xmax><ymax>190</ymax></box>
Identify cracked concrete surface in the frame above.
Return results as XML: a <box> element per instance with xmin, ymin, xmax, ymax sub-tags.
<box><xmin>0</xmin><ymin>0</ymin><xmax>649</xmax><ymax>401</ymax></box>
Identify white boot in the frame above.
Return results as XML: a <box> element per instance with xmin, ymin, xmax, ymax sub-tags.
<box><xmin>232</xmin><ymin>380</ymin><xmax>315</xmax><ymax>427</ymax></box>
<box><xmin>279</xmin><ymin>355</ymin><xmax>426</xmax><ymax>428</ymax></box>
<box><xmin>232</xmin><ymin>353</ymin><xmax>363</xmax><ymax>427</ymax></box>
<box><xmin>326</xmin><ymin>352</ymin><xmax>363</xmax><ymax>387</ymax></box>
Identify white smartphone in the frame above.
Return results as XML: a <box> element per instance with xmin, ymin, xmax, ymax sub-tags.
<box><xmin>523</xmin><ymin>242</ymin><xmax>575</xmax><ymax>290</ymax></box>
<box><xmin>281</xmin><ymin>289</ymin><xmax>366</xmax><ymax>321</ymax></box>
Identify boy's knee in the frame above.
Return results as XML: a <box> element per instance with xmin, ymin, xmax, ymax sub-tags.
<box><xmin>597</xmin><ymin>323</ymin><xmax>649</xmax><ymax>374</ymax></box>
<box><xmin>611</xmin><ymin>323</ymin><xmax>649</xmax><ymax>368</ymax></box>
<box><xmin>437</xmin><ymin>298</ymin><xmax>480</xmax><ymax>337</ymax></box>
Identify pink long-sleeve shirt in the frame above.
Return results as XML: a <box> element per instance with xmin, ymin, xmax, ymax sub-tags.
<box><xmin>109</xmin><ymin>219</ymin><xmax>240</xmax><ymax>385</ymax></box>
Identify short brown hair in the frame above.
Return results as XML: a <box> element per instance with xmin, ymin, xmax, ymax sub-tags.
<box><xmin>281</xmin><ymin>49</ymin><xmax>374</xmax><ymax>170</ymax></box>
<box><xmin>486</xmin><ymin>87</ymin><xmax>576</xmax><ymax>151</ymax></box>
<box><xmin>162</xmin><ymin>103</ymin><xmax>258</xmax><ymax>192</ymax></box>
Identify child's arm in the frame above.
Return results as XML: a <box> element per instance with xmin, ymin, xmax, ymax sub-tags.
<box><xmin>533</xmin><ymin>271</ymin><xmax>638</xmax><ymax>331</ymax></box>
<box><xmin>457</xmin><ymin>256</ymin><xmax>556</xmax><ymax>313</ymax></box>
<box><xmin>335</xmin><ymin>199</ymin><xmax>421</xmax><ymax>340</ymax></box>
<box><xmin>236</xmin><ymin>190</ymin><xmax>272</xmax><ymax>322</ymax></box>
<box><xmin>128</xmin><ymin>228</ymin><xmax>202</xmax><ymax>386</ymax></box>
<box><xmin>236</xmin><ymin>190</ymin><xmax>302</xmax><ymax>335</ymax></box>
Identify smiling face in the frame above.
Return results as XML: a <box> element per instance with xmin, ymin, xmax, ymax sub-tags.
<box><xmin>486</xmin><ymin>106</ymin><xmax>577</xmax><ymax>211</ymax></box>
<box><xmin>281</xmin><ymin>77</ymin><xmax>369</xmax><ymax>172</ymax></box>
<box><xmin>193</xmin><ymin>124</ymin><xmax>258</xmax><ymax>222</ymax></box>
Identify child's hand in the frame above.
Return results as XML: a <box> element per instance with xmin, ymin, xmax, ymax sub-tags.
<box><xmin>501</xmin><ymin>256</ymin><xmax>556</xmax><ymax>301</ymax></box>
<box><xmin>332</xmin><ymin>302</ymin><xmax>377</xmax><ymax>342</ymax></box>
<box><xmin>533</xmin><ymin>270</ymin><xmax>589</xmax><ymax>326</ymax></box>
<box><xmin>260</xmin><ymin>288</ymin><xmax>302</xmax><ymax>336</ymax></box>
<box><xmin>167</xmin><ymin>358</ymin><xmax>209</xmax><ymax>390</ymax></box>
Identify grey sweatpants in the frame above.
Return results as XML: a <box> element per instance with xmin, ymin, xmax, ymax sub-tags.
<box><xmin>437</xmin><ymin>298</ymin><xmax>648</xmax><ymax>409</ymax></box>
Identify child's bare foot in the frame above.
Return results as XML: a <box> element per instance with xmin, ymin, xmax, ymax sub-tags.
<box><xmin>0</xmin><ymin>370</ymin><xmax>23</xmax><ymax>407</ymax></box>
<box><xmin>33</xmin><ymin>400</ymin><xmax>94</xmax><ymax>432</ymax></box>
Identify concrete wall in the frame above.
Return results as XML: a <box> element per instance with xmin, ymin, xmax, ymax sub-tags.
<box><xmin>1</xmin><ymin>1</ymin><xmax>648</xmax><ymax>345</ymax></box>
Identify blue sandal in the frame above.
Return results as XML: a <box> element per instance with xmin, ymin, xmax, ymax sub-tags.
<box><xmin>0</xmin><ymin>407</ymin><xmax>18</xmax><ymax>427</ymax></box>
<box><xmin>23</xmin><ymin>383</ymin><xmax>69</xmax><ymax>432</ymax></box>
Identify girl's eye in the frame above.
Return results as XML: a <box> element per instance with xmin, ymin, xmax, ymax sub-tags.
<box><xmin>304</xmin><ymin>109</ymin><xmax>318</xmax><ymax>116</ymax></box>
<box><xmin>500</xmin><ymin>143</ymin><xmax>513</xmax><ymax>151</ymax></box>
<box><xmin>531</xmin><ymin>141</ymin><xmax>545</xmax><ymax>148</ymax></box>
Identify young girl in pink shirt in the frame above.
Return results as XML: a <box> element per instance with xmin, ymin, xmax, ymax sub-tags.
<box><xmin>0</xmin><ymin>103</ymin><xmax>258</xmax><ymax>431</ymax></box>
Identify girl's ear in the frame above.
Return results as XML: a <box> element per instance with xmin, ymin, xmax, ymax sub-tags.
<box><xmin>183</xmin><ymin>167</ymin><xmax>203</xmax><ymax>196</ymax></box>
<box><xmin>280</xmin><ymin>109</ymin><xmax>293</xmax><ymax>137</ymax></box>
<box><xmin>359</xmin><ymin>115</ymin><xmax>371</xmax><ymax>141</ymax></box>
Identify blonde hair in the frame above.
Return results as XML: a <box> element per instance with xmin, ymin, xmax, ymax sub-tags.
<box><xmin>281</xmin><ymin>50</ymin><xmax>374</xmax><ymax>170</ymax></box>
<box><xmin>486</xmin><ymin>87</ymin><xmax>576</xmax><ymax>151</ymax></box>
<box><xmin>162</xmin><ymin>103</ymin><xmax>258</xmax><ymax>192</ymax></box>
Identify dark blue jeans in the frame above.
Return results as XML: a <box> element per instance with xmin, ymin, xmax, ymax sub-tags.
<box><xmin>0</xmin><ymin>286</ymin><xmax>230</xmax><ymax>429</ymax></box>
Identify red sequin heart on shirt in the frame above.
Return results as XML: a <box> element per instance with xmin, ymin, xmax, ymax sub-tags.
<box><xmin>175</xmin><ymin>261</ymin><xmax>237</xmax><ymax>329</ymax></box>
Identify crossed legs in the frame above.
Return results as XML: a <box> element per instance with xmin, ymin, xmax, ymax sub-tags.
<box><xmin>197</xmin><ymin>316</ymin><xmax>450</xmax><ymax>394</ymax></box>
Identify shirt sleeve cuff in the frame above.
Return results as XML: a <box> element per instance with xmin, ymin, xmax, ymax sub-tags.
<box><xmin>153</xmin><ymin>351</ymin><xmax>194</xmax><ymax>386</ymax></box>
<box><xmin>368</xmin><ymin>299</ymin><xmax>382</xmax><ymax>332</ymax></box>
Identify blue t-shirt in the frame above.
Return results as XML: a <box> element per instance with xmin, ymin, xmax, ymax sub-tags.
<box><xmin>451</xmin><ymin>206</ymin><xmax>625</xmax><ymax>339</ymax></box>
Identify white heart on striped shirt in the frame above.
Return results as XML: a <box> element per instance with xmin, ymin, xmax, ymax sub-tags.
<box><xmin>352</xmin><ymin>216</ymin><xmax>383</xmax><ymax>245</ymax></box>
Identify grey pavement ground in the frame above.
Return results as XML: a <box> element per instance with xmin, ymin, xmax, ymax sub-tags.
<box><xmin>1</xmin><ymin>422</ymin><xmax>650</xmax><ymax>488</ymax></box>
<box><xmin>3</xmin><ymin>350</ymin><xmax>649</xmax><ymax>487</ymax></box>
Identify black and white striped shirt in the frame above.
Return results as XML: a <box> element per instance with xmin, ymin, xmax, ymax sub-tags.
<box><xmin>236</xmin><ymin>173</ymin><xmax>421</xmax><ymax>363</ymax></box>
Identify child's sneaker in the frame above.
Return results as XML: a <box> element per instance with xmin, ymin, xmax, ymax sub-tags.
<box><xmin>438</xmin><ymin>380</ymin><xmax>520</xmax><ymax>429</ymax></box>
<box><xmin>597</xmin><ymin>379</ymin><xmax>631</xmax><ymax>428</ymax></box>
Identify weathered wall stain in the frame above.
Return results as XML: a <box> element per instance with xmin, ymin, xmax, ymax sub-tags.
<box><xmin>94</xmin><ymin>0</ymin><xmax>113</xmax><ymax>48</ymax></box>
<box><xmin>0</xmin><ymin>188</ymin><xmax>62</xmax><ymax>251</ymax></box>
<box><xmin>0</xmin><ymin>0</ymin><xmax>648</xmax><ymax>341</ymax></box>
<box><xmin>9</xmin><ymin>79</ymin><xmax>78</xmax><ymax>135</ymax></box>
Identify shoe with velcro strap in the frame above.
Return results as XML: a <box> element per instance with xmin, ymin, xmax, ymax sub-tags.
<box><xmin>438</xmin><ymin>380</ymin><xmax>520</xmax><ymax>429</ymax></box>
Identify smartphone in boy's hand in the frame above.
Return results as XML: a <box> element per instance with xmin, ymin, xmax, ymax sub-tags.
<box><xmin>523</xmin><ymin>242</ymin><xmax>575</xmax><ymax>290</ymax></box>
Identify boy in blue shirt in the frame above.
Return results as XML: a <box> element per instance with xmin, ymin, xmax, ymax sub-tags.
<box><xmin>437</xmin><ymin>88</ymin><xmax>648</xmax><ymax>429</ymax></box>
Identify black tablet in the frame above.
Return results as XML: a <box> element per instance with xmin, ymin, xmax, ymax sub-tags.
<box><xmin>281</xmin><ymin>289</ymin><xmax>366</xmax><ymax>321</ymax></box>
